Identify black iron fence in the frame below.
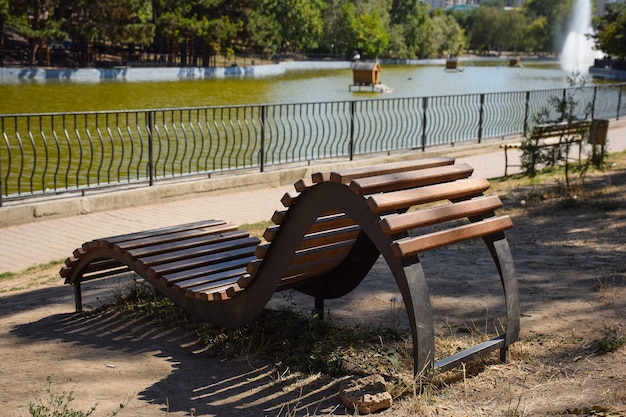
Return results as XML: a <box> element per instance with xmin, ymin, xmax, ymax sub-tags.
<box><xmin>1</xmin><ymin>83</ymin><xmax>624</xmax><ymax>206</ymax></box>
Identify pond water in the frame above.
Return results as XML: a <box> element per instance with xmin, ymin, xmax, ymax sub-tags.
<box><xmin>0</xmin><ymin>60</ymin><xmax>596</xmax><ymax>115</ymax></box>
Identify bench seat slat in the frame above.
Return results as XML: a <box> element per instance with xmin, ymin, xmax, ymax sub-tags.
<box><xmin>175</xmin><ymin>268</ymin><xmax>250</xmax><ymax>291</ymax></box>
<box><xmin>195</xmin><ymin>282</ymin><xmax>244</xmax><ymax>301</ymax></box>
<box><xmin>350</xmin><ymin>164</ymin><xmax>474</xmax><ymax>195</ymax></box>
<box><xmin>392</xmin><ymin>215</ymin><xmax>513</xmax><ymax>258</ymax></box>
<box><xmin>319</xmin><ymin>156</ymin><xmax>455</xmax><ymax>184</ymax></box>
<box><xmin>125</xmin><ymin>230</ymin><xmax>250</xmax><ymax>259</ymax></box>
<box><xmin>367</xmin><ymin>177</ymin><xmax>491</xmax><ymax>213</ymax></box>
<box><xmin>60</xmin><ymin>258</ymin><xmax>127</xmax><ymax>280</ymax></box>
<box><xmin>83</xmin><ymin>220</ymin><xmax>227</xmax><ymax>250</ymax></box>
<box><xmin>381</xmin><ymin>195</ymin><xmax>503</xmax><ymax>235</ymax></box>
<box><xmin>160</xmin><ymin>255</ymin><xmax>257</xmax><ymax>285</ymax></box>
<box><xmin>149</xmin><ymin>245</ymin><xmax>256</xmax><ymax>279</ymax></box>
<box><xmin>137</xmin><ymin>236</ymin><xmax>260</xmax><ymax>269</ymax></box>
<box><xmin>112</xmin><ymin>223</ymin><xmax>239</xmax><ymax>253</ymax></box>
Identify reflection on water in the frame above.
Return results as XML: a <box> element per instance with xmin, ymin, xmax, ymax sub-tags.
<box><xmin>0</xmin><ymin>61</ymin><xmax>586</xmax><ymax>115</ymax></box>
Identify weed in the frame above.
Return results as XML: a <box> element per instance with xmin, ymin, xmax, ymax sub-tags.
<box><xmin>0</xmin><ymin>271</ymin><xmax>15</xmax><ymax>280</ymax></box>
<box><xmin>596</xmin><ymin>325</ymin><xmax>625</xmax><ymax>353</ymax></box>
<box><xmin>28</xmin><ymin>376</ymin><xmax>125</xmax><ymax>417</ymax></box>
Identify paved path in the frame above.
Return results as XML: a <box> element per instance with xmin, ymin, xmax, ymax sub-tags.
<box><xmin>2</xmin><ymin>120</ymin><xmax>625</xmax><ymax>274</ymax></box>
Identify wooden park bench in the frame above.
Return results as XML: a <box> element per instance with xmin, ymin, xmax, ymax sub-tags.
<box><xmin>501</xmin><ymin>120</ymin><xmax>591</xmax><ymax>176</ymax></box>
<box><xmin>60</xmin><ymin>156</ymin><xmax>519</xmax><ymax>376</ymax></box>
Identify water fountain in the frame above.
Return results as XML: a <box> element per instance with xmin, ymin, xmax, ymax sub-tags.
<box><xmin>560</xmin><ymin>0</ymin><xmax>603</xmax><ymax>74</ymax></box>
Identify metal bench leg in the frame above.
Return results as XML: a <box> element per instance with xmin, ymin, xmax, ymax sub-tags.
<box><xmin>314</xmin><ymin>296</ymin><xmax>324</xmax><ymax>320</ymax></box>
<box><xmin>74</xmin><ymin>282</ymin><xmax>83</xmax><ymax>312</ymax></box>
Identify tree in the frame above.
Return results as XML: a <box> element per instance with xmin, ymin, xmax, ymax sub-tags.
<box><xmin>390</xmin><ymin>0</ymin><xmax>432</xmax><ymax>58</ymax></box>
<box><xmin>469</xmin><ymin>5</ymin><xmax>503</xmax><ymax>54</ymax></box>
<box><xmin>353</xmin><ymin>10</ymin><xmax>389</xmax><ymax>58</ymax></box>
<box><xmin>248</xmin><ymin>0</ymin><xmax>323</xmax><ymax>55</ymax></box>
<box><xmin>0</xmin><ymin>0</ymin><xmax>8</xmax><ymax>49</ymax></box>
<box><xmin>6</xmin><ymin>0</ymin><xmax>66</xmax><ymax>65</ymax></box>
<box><xmin>431</xmin><ymin>13</ymin><xmax>466</xmax><ymax>58</ymax></box>
<box><xmin>523</xmin><ymin>0</ymin><xmax>573</xmax><ymax>53</ymax></box>
<box><xmin>593</xmin><ymin>2</ymin><xmax>626</xmax><ymax>59</ymax></box>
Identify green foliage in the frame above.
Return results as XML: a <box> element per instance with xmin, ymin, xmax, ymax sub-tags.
<box><xmin>596</xmin><ymin>327</ymin><xmax>625</xmax><ymax>353</ymax></box>
<box><xmin>28</xmin><ymin>376</ymin><xmax>125</xmax><ymax>417</ymax></box>
<box><xmin>593</xmin><ymin>2</ymin><xmax>626</xmax><ymax>59</ymax></box>
<box><xmin>0</xmin><ymin>0</ymin><xmax>586</xmax><ymax>64</ymax></box>
<box><xmin>431</xmin><ymin>14</ymin><xmax>466</xmax><ymax>57</ymax></box>
<box><xmin>520</xmin><ymin>75</ymin><xmax>609</xmax><ymax>194</ymax></box>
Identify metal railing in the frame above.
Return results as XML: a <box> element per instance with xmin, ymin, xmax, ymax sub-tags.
<box><xmin>1</xmin><ymin>83</ymin><xmax>624</xmax><ymax>206</ymax></box>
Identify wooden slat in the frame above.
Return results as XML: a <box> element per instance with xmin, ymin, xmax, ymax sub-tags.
<box><xmin>113</xmin><ymin>223</ymin><xmax>239</xmax><ymax>253</ymax></box>
<box><xmin>60</xmin><ymin>258</ymin><xmax>126</xmax><ymax>279</ymax></box>
<box><xmin>367</xmin><ymin>177</ymin><xmax>491</xmax><ymax>213</ymax></box>
<box><xmin>125</xmin><ymin>229</ymin><xmax>250</xmax><ymax>259</ymax></box>
<box><xmin>136</xmin><ymin>236</ymin><xmax>260</xmax><ymax>269</ymax></box>
<box><xmin>257</xmin><ymin>225</ymin><xmax>360</xmax><ymax>258</ymax></box>
<box><xmin>281</xmin><ymin>191</ymin><xmax>300</xmax><ymax>207</ymax></box>
<box><xmin>150</xmin><ymin>246</ymin><xmax>256</xmax><ymax>281</ymax></box>
<box><xmin>350</xmin><ymin>164</ymin><xmax>474</xmax><ymax>195</ymax></box>
<box><xmin>392</xmin><ymin>216</ymin><xmax>513</xmax><ymax>258</ymax></box>
<box><xmin>263</xmin><ymin>213</ymin><xmax>356</xmax><ymax>242</ymax></box>
<box><xmin>276</xmin><ymin>257</ymin><xmax>345</xmax><ymax>290</ymax></box>
<box><xmin>175</xmin><ymin>267</ymin><xmax>249</xmax><ymax>291</ymax></box>
<box><xmin>295</xmin><ymin>172</ymin><xmax>330</xmax><ymax>192</ymax></box>
<box><xmin>246</xmin><ymin>239</ymin><xmax>354</xmax><ymax>276</ymax></box>
<box><xmin>83</xmin><ymin>220</ymin><xmax>227</xmax><ymax>250</ymax></box>
<box><xmin>319</xmin><ymin>156</ymin><xmax>455</xmax><ymax>184</ymax></box>
<box><xmin>180</xmin><ymin>272</ymin><xmax>253</xmax><ymax>300</ymax></box>
<box><xmin>199</xmin><ymin>282</ymin><xmax>244</xmax><ymax>301</ymax></box>
<box><xmin>160</xmin><ymin>255</ymin><xmax>257</xmax><ymax>286</ymax></box>
<box><xmin>380</xmin><ymin>195</ymin><xmax>503</xmax><ymax>235</ymax></box>
<box><xmin>271</xmin><ymin>210</ymin><xmax>288</xmax><ymax>225</ymax></box>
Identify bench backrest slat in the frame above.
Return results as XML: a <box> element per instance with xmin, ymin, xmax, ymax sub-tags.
<box><xmin>349</xmin><ymin>164</ymin><xmax>474</xmax><ymax>195</ymax></box>
<box><xmin>264</xmin><ymin>214</ymin><xmax>355</xmax><ymax>242</ymax></box>
<box><xmin>367</xmin><ymin>177</ymin><xmax>491</xmax><ymax>213</ymax></box>
<box><xmin>392</xmin><ymin>216</ymin><xmax>513</xmax><ymax>258</ymax></box>
<box><xmin>381</xmin><ymin>195</ymin><xmax>503</xmax><ymax>235</ymax></box>
<box><xmin>312</xmin><ymin>156</ymin><xmax>455</xmax><ymax>185</ymax></box>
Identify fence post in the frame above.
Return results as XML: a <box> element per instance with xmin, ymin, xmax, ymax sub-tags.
<box><xmin>350</xmin><ymin>101</ymin><xmax>355</xmax><ymax>161</ymax></box>
<box><xmin>561</xmin><ymin>89</ymin><xmax>567</xmax><ymax>122</ymax></box>
<box><xmin>260</xmin><ymin>105</ymin><xmax>265</xmax><ymax>172</ymax></box>
<box><xmin>591</xmin><ymin>86</ymin><xmax>597</xmax><ymax>119</ymax></box>
<box><xmin>0</xmin><ymin>117</ymin><xmax>3</xmax><ymax>208</ymax></box>
<box><xmin>618</xmin><ymin>85</ymin><xmax>623</xmax><ymax>121</ymax></box>
<box><xmin>523</xmin><ymin>91</ymin><xmax>530</xmax><ymax>137</ymax></box>
<box><xmin>147</xmin><ymin>111</ymin><xmax>154</xmax><ymax>186</ymax></box>
<box><xmin>478</xmin><ymin>94</ymin><xmax>485</xmax><ymax>143</ymax></box>
<box><xmin>421</xmin><ymin>97</ymin><xmax>428</xmax><ymax>151</ymax></box>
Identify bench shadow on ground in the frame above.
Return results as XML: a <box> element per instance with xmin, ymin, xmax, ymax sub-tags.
<box><xmin>10</xmin><ymin>301</ymin><xmax>350</xmax><ymax>416</ymax></box>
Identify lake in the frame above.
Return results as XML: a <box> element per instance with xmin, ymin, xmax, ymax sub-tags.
<box><xmin>0</xmin><ymin>59</ymin><xmax>595</xmax><ymax>115</ymax></box>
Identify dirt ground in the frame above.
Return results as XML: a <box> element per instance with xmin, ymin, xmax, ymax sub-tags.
<box><xmin>1</xmin><ymin>157</ymin><xmax>625</xmax><ymax>417</ymax></box>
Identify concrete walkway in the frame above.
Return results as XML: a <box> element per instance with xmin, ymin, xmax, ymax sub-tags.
<box><xmin>2</xmin><ymin>119</ymin><xmax>625</xmax><ymax>274</ymax></box>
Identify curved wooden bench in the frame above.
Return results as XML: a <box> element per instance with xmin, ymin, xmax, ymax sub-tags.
<box><xmin>60</xmin><ymin>156</ymin><xmax>519</xmax><ymax>376</ymax></box>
